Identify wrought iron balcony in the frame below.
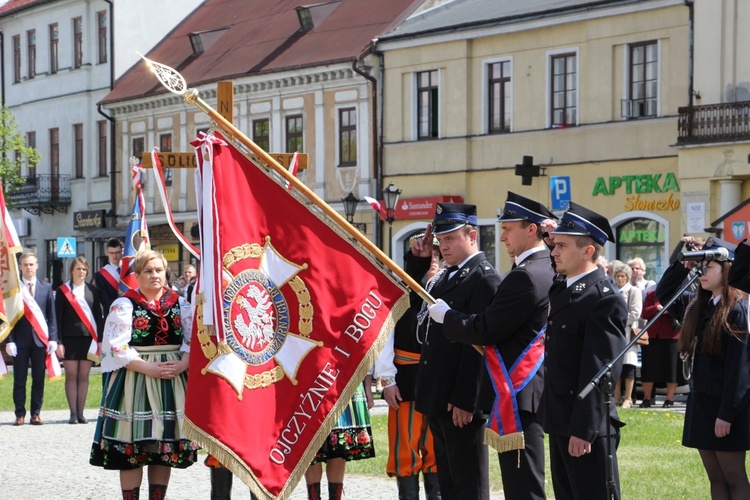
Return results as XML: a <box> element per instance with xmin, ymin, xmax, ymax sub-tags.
<box><xmin>677</xmin><ymin>100</ymin><xmax>750</xmax><ymax>144</ymax></box>
<box><xmin>6</xmin><ymin>174</ymin><xmax>72</xmax><ymax>215</ymax></box>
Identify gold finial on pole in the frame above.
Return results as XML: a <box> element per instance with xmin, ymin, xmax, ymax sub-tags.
<box><xmin>138</xmin><ymin>54</ymin><xmax>435</xmax><ymax>305</ymax></box>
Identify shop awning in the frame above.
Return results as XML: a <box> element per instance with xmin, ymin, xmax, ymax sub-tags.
<box><xmin>85</xmin><ymin>227</ymin><xmax>128</xmax><ymax>241</ymax></box>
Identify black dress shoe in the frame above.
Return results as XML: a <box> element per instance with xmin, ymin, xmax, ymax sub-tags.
<box><xmin>68</xmin><ymin>417</ymin><xmax>78</xmax><ymax>424</ymax></box>
<box><xmin>639</xmin><ymin>399</ymin><xmax>652</xmax><ymax>408</ymax></box>
<box><xmin>663</xmin><ymin>400</ymin><xmax>674</xmax><ymax>408</ymax></box>
<box><xmin>78</xmin><ymin>416</ymin><xmax>88</xmax><ymax>424</ymax></box>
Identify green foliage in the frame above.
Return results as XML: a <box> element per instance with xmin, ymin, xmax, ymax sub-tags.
<box><xmin>0</xmin><ymin>371</ymin><xmax>103</xmax><ymax>411</ymax></box>
<box><xmin>0</xmin><ymin>104</ymin><xmax>40</xmax><ymax>196</ymax></box>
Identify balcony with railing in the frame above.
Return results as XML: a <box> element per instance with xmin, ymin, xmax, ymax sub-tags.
<box><xmin>677</xmin><ymin>100</ymin><xmax>750</xmax><ymax>144</ymax></box>
<box><xmin>6</xmin><ymin>174</ymin><xmax>72</xmax><ymax>215</ymax></box>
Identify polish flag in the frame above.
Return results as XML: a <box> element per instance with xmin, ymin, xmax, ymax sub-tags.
<box><xmin>363</xmin><ymin>196</ymin><xmax>386</xmax><ymax>220</ymax></box>
<box><xmin>285</xmin><ymin>152</ymin><xmax>300</xmax><ymax>191</ymax></box>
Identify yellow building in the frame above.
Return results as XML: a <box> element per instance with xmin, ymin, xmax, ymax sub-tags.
<box><xmin>378</xmin><ymin>0</ymin><xmax>692</xmax><ymax>280</ymax></box>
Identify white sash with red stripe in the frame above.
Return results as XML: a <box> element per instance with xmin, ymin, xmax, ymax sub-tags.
<box><xmin>58</xmin><ymin>282</ymin><xmax>100</xmax><ymax>362</ymax></box>
<box><xmin>99</xmin><ymin>263</ymin><xmax>120</xmax><ymax>291</ymax></box>
<box><xmin>21</xmin><ymin>284</ymin><xmax>61</xmax><ymax>379</ymax></box>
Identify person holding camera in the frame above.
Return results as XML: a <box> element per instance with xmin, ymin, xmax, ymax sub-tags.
<box><xmin>656</xmin><ymin>237</ymin><xmax>750</xmax><ymax>499</ymax></box>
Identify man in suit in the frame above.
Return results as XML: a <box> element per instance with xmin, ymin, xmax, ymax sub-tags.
<box><xmin>410</xmin><ymin>202</ymin><xmax>501</xmax><ymax>500</ymax></box>
<box><xmin>428</xmin><ymin>192</ymin><xmax>555</xmax><ymax>500</ymax></box>
<box><xmin>6</xmin><ymin>252</ymin><xmax>58</xmax><ymax>425</ymax></box>
<box><xmin>94</xmin><ymin>238</ymin><xmax>122</xmax><ymax>315</ymax></box>
<box><xmin>540</xmin><ymin>202</ymin><xmax>627</xmax><ymax>499</ymax></box>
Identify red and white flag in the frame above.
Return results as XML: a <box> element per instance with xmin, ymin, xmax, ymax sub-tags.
<box><xmin>0</xmin><ymin>183</ymin><xmax>24</xmax><ymax>375</ymax></box>
<box><xmin>363</xmin><ymin>195</ymin><xmax>386</xmax><ymax>221</ymax></box>
<box><xmin>184</xmin><ymin>132</ymin><xmax>409</xmax><ymax>499</ymax></box>
<box><xmin>284</xmin><ymin>151</ymin><xmax>300</xmax><ymax>191</ymax></box>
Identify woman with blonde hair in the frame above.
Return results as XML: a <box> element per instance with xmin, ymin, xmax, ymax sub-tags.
<box><xmin>90</xmin><ymin>250</ymin><xmax>197</xmax><ymax>499</ymax></box>
<box><xmin>611</xmin><ymin>261</ymin><xmax>642</xmax><ymax>408</ymax></box>
<box><xmin>657</xmin><ymin>239</ymin><xmax>750</xmax><ymax>499</ymax></box>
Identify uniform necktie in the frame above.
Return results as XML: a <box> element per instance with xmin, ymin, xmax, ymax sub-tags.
<box><xmin>444</xmin><ymin>265</ymin><xmax>459</xmax><ymax>278</ymax></box>
<box><xmin>28</xmin><ymin>281</ymin><xmax>34</xmax><ymax>297</ymax></box>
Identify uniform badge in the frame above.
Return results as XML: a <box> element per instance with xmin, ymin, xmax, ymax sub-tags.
<box><xmin>572</xmin><ymin>281</ymin><xmax>587</xmax><ymax>295</ymax></box>
<box><xmin>197</xmin><ymin>237</ymin><xmax>321</xmax><ymax>397</ymax></box>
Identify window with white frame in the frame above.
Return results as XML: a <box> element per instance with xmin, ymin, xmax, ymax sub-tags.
<box><xmin>623</xmin><ymin>41</ymin><xmax>658</xmax><ymax>119</ymax></box>
<box><xmin>417</xmin><ymin>70</ymin><xmax>439</xmax><ymax>139</ymax></box>
<box><xmin>549</xmin><ymin>51</ymin><xmax>578</xmax><ymax>127</ymax></box>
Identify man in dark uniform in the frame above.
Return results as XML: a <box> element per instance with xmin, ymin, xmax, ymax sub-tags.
<box><xmin>410</xmin><ymin>202</ymin><xmax>501</xmax><ymax>500</ymax></box>
<box><xmin>541</xmin><ymin>202</ymin><xmax>627</xmax><ymax>500</ymax></box>
<box><xmin>374</xmin><ymin>232</ymin><xmax>441</xmax><ymax>499</ymax></box>
<box><xmin>93</xmin><ymin>238</ymin><xmax>122</xmax><ymax>315</ymax></box>
<box><xmin>428</xmin><ymin>192</ymin><xmax>555</xmax><ymax>500</ymax></box>
<box><xmin>728</xmin><ymin>239</ymin><xmax>750</xmax><ymax>292</ymax></box>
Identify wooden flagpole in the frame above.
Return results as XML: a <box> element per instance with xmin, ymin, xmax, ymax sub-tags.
<box><xmin>138</xmin><ymin>55</ymin><xmax>435</xmax><ymax>305</ymax></box>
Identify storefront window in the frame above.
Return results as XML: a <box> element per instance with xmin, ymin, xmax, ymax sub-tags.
<box><xmin>615</xmin><ymin>218</ymin><xmax>665</xmax><ymax>282</ymax></box>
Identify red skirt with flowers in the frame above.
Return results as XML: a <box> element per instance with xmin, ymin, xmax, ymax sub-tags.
<box><xmin>311</xmin><ymin>382</ymin><xmax>375</xmax><ymax>463</ymax></box>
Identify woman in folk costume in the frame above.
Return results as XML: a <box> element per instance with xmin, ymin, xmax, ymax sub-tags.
<box><xmin>55</xmin><ymin>256</ymin><xmax>104</xmax><ymax>424</ymax></box>
<box><xmin>657</xmin><ymin>238</ymin><xmax>750</xmax><ymax>499</ymax></box>
<box><xmin>304</xmin><ymin>375</ymin><xmax>376</xmax><ymax>500</ymax></box>
<box><xmin>90</xmin><ymin>250</ymin><xmax>198</xmax><ymax>500</ymax></box>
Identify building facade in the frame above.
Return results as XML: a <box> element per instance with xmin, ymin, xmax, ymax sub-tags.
<box><xmin>0</xmin><ymin>0</ymin><xmax>202</xmax><ymax>284</ymax></box>
<box><xmin>377</xmin><ymin>0</ymin><xmax>692</xmax><ymax>281</ymax></box>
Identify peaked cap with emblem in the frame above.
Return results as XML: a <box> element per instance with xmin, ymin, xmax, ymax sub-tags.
<box><xmin>552</xmin><ymin>201</ymin><xmax>615</xmax><ymax>246</ymax></box>
<box><xmin>702</xmin><ymin>236</ymin><xmax>736</xmax><ymax>261</ymax></box>
<box><xmin>432</xmin><ymin>202</ymin><xmax>477</xmax><ymax>235</ymax></box>
<box><xmin>497</xmin><ymin>191</ymin><xmax>557</xmax><ymax>225</ymax></box>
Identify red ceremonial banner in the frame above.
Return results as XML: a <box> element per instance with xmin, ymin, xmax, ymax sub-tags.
<box><xmin>184</xmin><ymin>133</ymin><xmax>409</xmax><ymax>499</ymax></box>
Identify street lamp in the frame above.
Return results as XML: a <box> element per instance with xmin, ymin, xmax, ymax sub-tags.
<box><xmin>382</xmin><ymin>182</ymin><xmax>401</xmax><ymax>257</ymax></box>
<box><xmin>105</xmin><ymin>209</ymin><xmax>117</xmax><ymax>228</ymax></box>
<box><xmin>342</xmin><ymin>192</ymin><xmax>367</xmax><ymax>232</ymax></box>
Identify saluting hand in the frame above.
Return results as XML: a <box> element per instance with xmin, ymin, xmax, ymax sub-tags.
<box><xmin>411</xmin><ymin>224</ymin><xmax>435</xmax><ymax>258</ymax></box>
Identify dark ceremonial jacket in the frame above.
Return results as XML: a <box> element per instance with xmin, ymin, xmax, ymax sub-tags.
<box><xmin>657</xmin><ymin>262</ymin><xmax>750</xmax><ymax>426</ymax></box>
<box><xmin>393</xmin><ymin>252</ymin><xmax>431</xmax><ymax>401</ymax></box>
<box><xmin>442</xmin><ymin>247</ymin><xmax>554</xmax><ymax>414</ymax></box>
<box><xmin>413</xmin><ymin>252</ymin><xmax>502</xmax><ymax>419</ymax></box>
<box><xmin>9</xmin><ymin>279</ymin><xmax>58</xmax><ymax>349</ymax></box>
<box><xmin>54</xmin><ymin>282</ymin><xmax>105</xmax><ymax>339</ymax></box>
<box><xmin>94</xmin><ymin>267</ymin><xmax>120</xmax><ymax>316</ymax></box>
<box><xmin>728</xmin><ymin>241</ymin><xmax>750</xmax><ymax>294</ymax></box>
<box><xmin>539</xmin><ymin>267</ymin><xmax>627</xmax><ymax>442</ymax></box>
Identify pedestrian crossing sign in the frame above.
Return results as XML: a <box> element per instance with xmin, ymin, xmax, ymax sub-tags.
<box><xmin>57</xmin><ymin>237</ymin><xmax>77</xmax><ymax>258</ymax></box>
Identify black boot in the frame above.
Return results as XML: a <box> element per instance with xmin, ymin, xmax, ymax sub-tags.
<box><xmin>210</xmin><ymin>467</ymin><xmax>234</xmax><ymax>500</ymax></box>
<box><xmin>122</xmin><ymin>488</ymin><xmax>140</xmax><ymax>500</ymax></box>
<box><xmin>148</xmin><ymin>484</ymin><xmax>167</xmax><ymax>500</ymax></box>
<box><xmin>396</xmin><ymin>475</ymin><xmax>420</xmax><ymax>500</ymax></box>
<box><xmin>307</xmin><ymin>482</ymin><xmax>321</xmax><ymax>500</ymax></box>
<box><xmin>423</xmin><ymin>472</ymin><xmax>442</xmax><ymax>500</ymax></box>
<box><xmin>328</xmin><ymin>482</ymin><xmax>343</xmax><ymax>500</ymax></box>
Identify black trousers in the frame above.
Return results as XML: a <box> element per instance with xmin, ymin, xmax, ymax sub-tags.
<box><xmin>13</xmin><ymin>345</ymin><xmax>47</xmax><ymax>417</ymax></box>
<box><xmin>497</xmin><ymin>410</ymin><xmax>546</xmax><ymax>500</ymax></box>
<box><xmin>428</xmin><ymin>415</ymin><xmax>489</xmax><ymax>500</ymax></box>
<box><xmin>549</xmin><ymin>430</ymin><xmax>621</xmax><ymax>500</ymax></box>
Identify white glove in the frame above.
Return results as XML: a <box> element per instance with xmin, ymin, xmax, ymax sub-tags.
<box><xmin>47</xmin><ymin>341</ymin><xmax>57</xmax><ymax>354</ymax></box>
<box><xmin>428</xmin><ymin>299</ymin><xmax>451</xmax><ymax>323</ymax></box>
<box><xmin>6</xmin><ymin>342</ymin><xmax>17</xmax><ymax>357</ymax></box>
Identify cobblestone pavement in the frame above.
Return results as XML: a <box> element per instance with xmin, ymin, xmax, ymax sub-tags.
<box><xmin>0</xmin><ymin>400</ymin><xmax>498</xmax><ymax>499</ymax></box>
<box><xmin>1</xmin><ymin>393</ymin><xmax>686</xmax><ymax>499</ymax></box>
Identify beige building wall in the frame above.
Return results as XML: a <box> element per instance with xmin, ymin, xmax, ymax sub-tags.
<box><xmin>380</xmin><ymin>2</ymin><xmax>690</xmax><ymax>277</ymax></box>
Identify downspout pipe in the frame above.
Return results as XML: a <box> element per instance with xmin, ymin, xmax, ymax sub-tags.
<box><xmin>352</xmin><ymin>40</ymin><xmax>382</xmax><ymax>250</ymax></box>
<box><xmin>685</xmin><ymin>0</ymin><xmax>694</xmax><ymax>107</ymax></box>
<box><xmin>0</xmin><ymin>31</ymin><xmax>5</xmax><ymax>107</ymax></box>
<box><xmin>100</xmin><ymin>0</ymin><xmax>116</xmax><ymax>219</ymax></box>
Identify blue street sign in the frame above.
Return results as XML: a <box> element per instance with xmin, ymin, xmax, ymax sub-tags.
<box><xmin>550</xmin><ymin>176</ymin><xmax>571</xmax><ymax>211</ymax></box>
<box><xmin>57</xmin><ymin>237</ymin><xmax>77</xmax><ymax>258</ymax></box>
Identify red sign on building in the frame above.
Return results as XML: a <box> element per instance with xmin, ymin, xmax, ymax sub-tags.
<box><xmin>717</xmin><ymin>199</ymin><xmax>750</xmax><ymax>245</ymax></box>
<box><xmin>395</xmin><ymin>195</ymin><xmax>465</xmax><ymax>220</ymax></box>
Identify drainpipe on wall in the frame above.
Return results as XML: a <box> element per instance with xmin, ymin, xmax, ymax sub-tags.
<box><xmin>352</xmin><ymin>40</ymin><xmax>382</xmax><ymax>250</ymax></box>
<box><xmin>685</xmin><ymin>0</ymin><xmax>695</xmax><ymax>107</ymax></box>
<box><xmin>101</xmin><ymin>0</ymin><xmax>116</xmax><ymax>219</ymax></box>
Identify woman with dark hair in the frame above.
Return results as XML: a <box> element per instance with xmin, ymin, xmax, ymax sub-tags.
<box><xmin>90</xmin><ymin>250</ymin><xmax>197</xmax><ymax>500</ymax></box>
<box><xmin>657</xmin><ymin>239</ymin><xmax>750</xmax><ymax>499</ymax></box>
<box><xmin>55</xmin><ymin>256</ymin><xmax>104</xmax><ymax>424</ymax></box>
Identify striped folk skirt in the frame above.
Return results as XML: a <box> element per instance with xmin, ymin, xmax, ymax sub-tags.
<box><xmin>89</xmin><ymin>345</ymin><xmax>199</xmax><ymax>470</ymax></box>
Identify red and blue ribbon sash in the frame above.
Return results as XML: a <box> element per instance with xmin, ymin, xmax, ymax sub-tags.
<box><xmin>484</xmin><ymin>325</ymin><xmax>545</xmax><ymax>452</ymax></box>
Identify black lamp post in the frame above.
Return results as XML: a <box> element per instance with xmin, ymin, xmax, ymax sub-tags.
<box><xmin>382</xmin><ymin>182</ymin><xmax>401</xmax><ymax>257</ymax></box>
<box><xmin>342</xmin><ymin>192</ymin><xmax>367</xmax><ymax>232</ymax></box>
<box><xmin>105</xmin><ymin>209</ymin><xmax>117</xmax><ymax>228</ymax></box>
